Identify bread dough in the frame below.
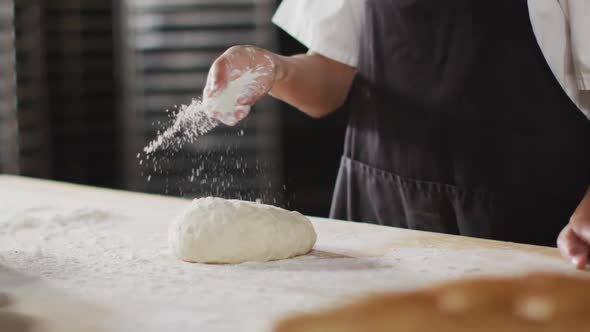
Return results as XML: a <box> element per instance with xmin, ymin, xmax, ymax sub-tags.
<box><xmin>169</xmin><ymin>197</ymin><xmax>317</xmax><ymax>264</ymax></box>
<box><xmin>274</xmin><ymin>273</ymin><xmax>590</xmax><ymax>332</ymax></box>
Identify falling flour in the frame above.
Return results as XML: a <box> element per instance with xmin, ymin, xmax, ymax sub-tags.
<box><xmin>143</xmin><ymin>101</ymin><xmax>217</xmax><ymax>155</ymax></box>
<box><xmin>143</xmin><ymin>69</ymin><xmax>264</xmax><ymax>155</ymax></box>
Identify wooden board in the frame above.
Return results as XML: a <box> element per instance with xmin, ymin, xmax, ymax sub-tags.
<box><xmin>0</xmin><ymin>175</ymin><xmax>582</xmax><ymax>332</ymax></box>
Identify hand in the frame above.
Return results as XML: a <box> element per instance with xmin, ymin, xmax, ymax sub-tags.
<box><xmin>558</xmin><ymin>188</ymin><xmax>590</xmax><ymax>269</ymax></box>
<box><xmin>558</xmin><ymin>218</ymin><xmax>590</xmax><ymax>269</ymax></box>
<box><xmin>203</xmin><ymin>45</ymin><xmax>279</xmax><ymax>126</ymax></box>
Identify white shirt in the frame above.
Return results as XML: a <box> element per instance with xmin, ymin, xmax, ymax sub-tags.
<box><xmin>273</xmin><ymin>0</ymin><xmax>590</xmax><ymax>118</ymax></box>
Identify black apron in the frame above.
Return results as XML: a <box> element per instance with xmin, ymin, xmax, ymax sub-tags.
<box><xmin>330</xmin><ymin>0</ymin><xmax>590</xmax><ymax>246</ymax></box>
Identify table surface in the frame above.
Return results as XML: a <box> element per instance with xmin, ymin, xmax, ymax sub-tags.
<box><xmin>0</xmin><ymin>175</ymin><xmax>583</xmax><ymax>332</ymax></box>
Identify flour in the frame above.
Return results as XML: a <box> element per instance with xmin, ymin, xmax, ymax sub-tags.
<box><xmin>143</xmin><ymin>69</ymin><xmax>263</xmax><ymax>155</ymax></box>
<box><xmin>2</xmin><ymin>206</ymin><xmax>116</xmax><ymax>235</ymax></box>
<box><xmin>143</xmin><ymin>101</ymin><xmax>218</xmax><ymax>155</ymax></box>
<box><xmin>0</xmin><ymin>181</ymin><xmax>578</xmax><ymax>332</ymax></box>
<box><xmin>201</xmin><ymin>69</ymin><xmax>264</xmax><ymax>126</ymax></box>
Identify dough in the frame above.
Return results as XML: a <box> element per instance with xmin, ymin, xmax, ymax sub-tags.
<box><xmin>169</xmin><ymin>197</ymin><xmax>317</xmax><ymax>264</ymax></box>
<box><xmin>274</xmin><ymin>273</ymin><xmax>590</xmax><ymax>332</ymax></box>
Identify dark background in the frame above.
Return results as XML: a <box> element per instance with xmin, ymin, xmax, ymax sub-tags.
<box><xmin>277</xmin><ymin>25</ymin><xmax>349</xmax><ymax>216</ymax></box>
<box><xmin>0</xmin><ymin>0</ymin><xmax>347</xmax><ymax>217</ymax></box>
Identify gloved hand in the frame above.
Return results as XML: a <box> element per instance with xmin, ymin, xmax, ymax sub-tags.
<box><xmin>203</xmin><ymin>45</ymin><xmax>278</xmax><ymax>126</ymax></box>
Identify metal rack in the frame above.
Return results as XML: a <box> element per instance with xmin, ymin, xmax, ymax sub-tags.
<box><xmin>0</xmin><ymin>0</ymin><xmax>19</xmax><ymax>174</ymax></box>
<box><xmin>42</xmin><ymin>0</ymin><xmax>118</xmax><ymax>185</ymax></box>
<box><xmin>2</xmin><ymin>0</ymin><xmax>113</xmax><ymax>181</ymax></box>
<box><xmin>0</xmin><ymin>0</ymin><xmax>51</xmax><ymax>177</ymax></box>
<box><xmin>116</xmin><ymin>0</ymin><xmax>282</xmax><ymax>201</ymax></box>
<box><xmin>13</xmin><ymin>0</ymin><xmax>51</xmax><ymax>178</ymax></box>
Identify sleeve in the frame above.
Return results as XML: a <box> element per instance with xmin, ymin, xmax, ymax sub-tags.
<box><xmin>272</xmin><ymin>0</ymin><xmax>365</xmax><ymax>67</ymax></box>
<box><xmin>566</xmin><ymin>0</ymin><xmax>590</xmax><ymax>90</ymax></box>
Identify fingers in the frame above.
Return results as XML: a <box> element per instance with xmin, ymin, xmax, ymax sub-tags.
<box><xmin>236</xmin><ymin>95</ymin><xmax>249</xmax><ymax>105</ymax></box>
<box><xmin>237</xmin><ymin>94</ymin><xmax>257</xmax><ymax>106</ymax></box>
<box><xmin>570</xmin><ymin>215</ymin><xmax>590</xmax><ymax>244</ymax></box>
<box><xmin>204</xmin><ymin>58</ymin><xmax>229</xmax><ymax>99</ymax></box>
<box><xmin>233</xmin><ymin>105</ymin><xmax>251</xmax><ymax>122</ymax></box>
<box><xmin>558</xmin><ymin>224</ymin><xmax>590</xmax><ymax>269</ymax></box>
<box><xmin>569</xmin><ymin>217</ymin><xmax>590</xmax><ymax>269</ymax></box>
<box><xmin>210</xmin><ymin>106</ymin><xmax>251</xmax><ymax>127</ymax></box>
<box><xmin>236</xmin><ymin>76</ymin><xmax>274</xmax><ymax>106</ymax></box>
<box><xmin>222</xmin><ymin>106</ymin><xmax>250</xmax><ymax>126</ymax></box>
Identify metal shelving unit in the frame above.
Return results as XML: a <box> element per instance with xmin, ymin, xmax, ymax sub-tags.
<box><xmin>13</xmin><ymin>0</ymin><xmax>51</xmax><ymax>178</ymax></box>
<box><xmin>0</xmin><ymin>0</ymin><xmax>19</xmax><ymax>174</ymax></box>
<box><xmin>0</xmin><ymin>0</ymin><xmax>51</xmax><ymax>177</ymax></box>
<box><xmin>117</xmin><ymin>0</ymin><xmax>282</xmax><ymax>201</ymax></box>
<box><xmin>42</xmin><ymin>0</ymin><xmax>118</xmax><ymax>185</ymax></box>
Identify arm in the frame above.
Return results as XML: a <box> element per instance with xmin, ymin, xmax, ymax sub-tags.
<box><xmin>204</xmin><ymin>46</ymin><xmax>356</xmax><ymax>125</ymax></box>
<box><xmin>270</xmin><ymin>52</ymin><xmax>357</xmax><ymax>118</ymax></box>
<box><xmin>558</xmin><ymin>186</ymin><xmax>590</xmax><ymax>269</ymax></box>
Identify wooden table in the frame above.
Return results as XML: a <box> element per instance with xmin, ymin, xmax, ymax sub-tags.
<box><xmin>0</xmin><ymin>176</ymin><xmax>581</xmax><ymax>332</ymax></box>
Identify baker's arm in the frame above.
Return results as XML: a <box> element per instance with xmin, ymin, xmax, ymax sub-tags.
<box><xmin>558</xmin><ymin>186</ymin><xmax>590</xmax><ymax>269</ymax></box>
<box><xmin>204</xmin><ymin>46</ymin><xmax>356</xmax><ymax>124</ymax></box>
<box><xmin>270</xmin><ymin>51</ymin><xmax>356</xmax><ymax>118</ymax></box>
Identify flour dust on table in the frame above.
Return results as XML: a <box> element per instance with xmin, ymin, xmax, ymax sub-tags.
<box><xmin>169</xmin><ymin>197</ymin><xmax>317</xmax><ymax>264</ymax></box>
